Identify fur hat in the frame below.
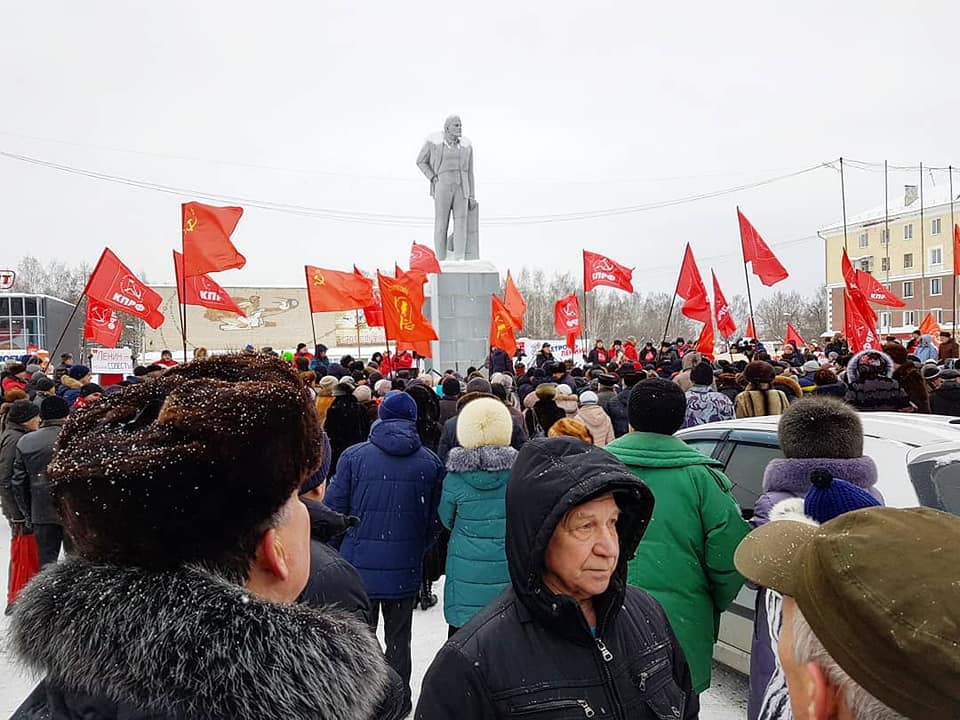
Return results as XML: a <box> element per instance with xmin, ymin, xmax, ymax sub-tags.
<box><xmin>353</xmin><ymin>385</ymin><xmax>372</xmax><ymax>403</ymax></box>
<box><xmin>34</xmin><ymin>376</ymin><xmax>55</xmax><ymax>392</ymax></box>
<box><xmin>466</xmin><ymin>377</ymin><xmax>492</xmax><ymax>395</ymax></box>
<box><xmin>779</xmin><ymin>396</ymin><xmax>863</xmax><ymax>459</ymax></box>
<box><xmin>883</xmin><ymin>342</ymin><xmax>908</xmax><ymax>365</ymax></box>
<box><xmin>6</xmin><ymin>363</ymin><xmax>26</xmax><ymax>376</ymax></box>
<box><xmin>579</xmin><ymin>390</ymin><xmax>599</xmax><ymax>406</ymax></box>
<box><xmin>743</xmin><ymin>361</ymin><xmax>776</xmax><ymax>385</ymax></box>
<box><xmin>68</xmin><ymin>365</ymin><xmax>91</xmax><ymax>380</ymax></box>
<box><xmin>378</xmin><ymin>391</ymin><xmax>417</xmax><ymax>422</ymax></box>
<box><xmin>374</xmin><ymin>379</ymin><xmax>392</xmax><ymax>397</ymax></box>
<box><xmin>39</xmin><ymin>395</ymin><xmax>70</xmax><ymax>420</ymax></box>
<box><xmin>547</xmin><ymin>417</ymin><xmax>593</xmax><ymax>444</ymax></box>
<box><xmin>535</xmin><ymin>383</ymin><xmax>558</xmax><ymax>400</ymax></box>
<box><xmin>7</xmin><ymin>399</ymin><xmax>40</xmax><ymax>425</ymax></box>
<box><xmin>456</xmin><ymin>397</ymin><xmax>512</xmax><ymax>449</ymax></box>
<box><xmin>628</xmin><ymin>378</ymin><xmax>686</xmax><ymax>435</ymax></box>
<box><xmin>442</xmin><ymin>377</ymin><xmax>461</xmax><ymax>398</ymax></box>
<box><xmin>332</xmin><ymin>381</ymin><xmax>354</xmax><ymax>397</ymax></box>
<box><xmin>316</xmin><ymin>376</ymin><xmax>338</xmax><ymax>396</ymax></box>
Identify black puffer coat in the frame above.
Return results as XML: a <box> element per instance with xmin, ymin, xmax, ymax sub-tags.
<box><xmin>607</xmin><ymin>385</ymin><xmax>632</xmax><ymax>438</ymax></box>
<box><xmin>931</xmin><ymin>380</ymin><xmax>960</xmax><ymax>416</ymax></box>
<box><xmin>416</xmin><ymin>437</ymin><xmax>698</xmax><ymax>720</ymax></box>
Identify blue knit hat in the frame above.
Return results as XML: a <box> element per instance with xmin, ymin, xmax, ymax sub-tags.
<box><xmin>804</xmin><ymin>469</ymin><xmax>881</xmax><ymax>524</ymax></box>
<box><xmin>378</xmin><ymin>391</ymin><xmax>417</xmax><ymax>421</ymax></box>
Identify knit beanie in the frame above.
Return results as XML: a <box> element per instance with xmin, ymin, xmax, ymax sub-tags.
<box><xmin>300</xmin><ymin>434</ymin><xmax>332</xmax><ymax>495</ymax></box>
<box><xmin>779</xmin><ymin>396</ymin><xmax>863</xmax><ymax>459</ymax></box>
<box><xmin>456</xmin><ymin>397</ymin><xmax>512</xmax><ymax>449</ymax></box>
<box><xmin>35</xmin><ymin>377</ymin><xmax>55</xmax><ymax>392</ymax></box>
<box><xmin>79</xmin><ymin>383</ymin><xmax>104</xmax><ymax>398</ymax></box>
<box><xmin>466</xmin><ymin>377</ymin><xmax>492</xmax><ymax>395</ymax></box>
<box><xmin>379</xmin><ymin>391</ymin><xmax>417</xmax><ymax>421</ymax></box>
<box><xmin>442</xmin><ymin>377</ymin><xmax>462</xmax><ymax>398</ymax></box>
<box><xmin>317</xmin><ymin>375</ymin><xmax>338</xmax><ymax>397</ymax></box>
<box><xmin>7</xmin><ymin>399</ymin><xmax>40</xmax><ymax>425</ymax></box>
<box><xmin>579</xmin><ymin>390</ymin><xmax>599</xmax><ymax>406</ymax></box>
<box><xmin>690</xmin><ymin>362</ymin><xmax>714</xmax><ymax>386</ymax></box>
<box><xmin>39</xmin><ymin>395</ymin><xmax>70</xmax><ymax>420</ymax></box>
<box><xmin>803</xmin><ymin>469</ymin><xmax>881</xmax><ymax>523</ymax></box>
<box><xmin>68</xmin><ymin>365</ymin><xmax>91</xmax><ymax>380</ymax></box>
<box><xmin>628</xmin><ymin>378</ymin><xmax>686</xmax><ymax>435</ymax></box>
<box><xmin>353</xmin><ymin>385</ymin><xmax>372</xmax><ymax>403</ymax></box>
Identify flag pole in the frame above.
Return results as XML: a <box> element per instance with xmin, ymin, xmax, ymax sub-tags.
<box><xmin>950</xmin><ymin>165</ymin><xmax>956</xmax><ymax>333</ymax></box>
<box><xmin>884</xmin><ymin>160</ymin><xmax>891</xmax><ymax>335</ymax></box>
<box><xmin>580</xmin><ymin>251</ymin><xmax>589</xmax><ymax>361</ymax></box>
<box><xmin>840</xmin><ymin>157</ymin><xmax>849</xmax><ymax>253</ymax></box>
<box><xmin>920</xmin><ymin>162</ymin><xmax>926</xmax><ymax>317</ymax></box>
<box><xmin>737</xmin><ymin>206</ymin><xmax>757</xmax><ymax>337</ymax></box>
<box><xmin>49</xmin><ymin>249</ymin><xmax>107</xmax><ymax>364</ymax></box>
<box><xmin>303</xmin><ymin>266</ymin><xmax>319</xmax><ymax>354</ymax></box>
<box><xmin>179</xmin><ymin>229</ymin><xmax>188</xmax><ymax>362</ymax></box>
<box><xmin>660</xmin><ymin>258</ymin><xmax>683</xmax><ymax>350</ymax></box>
<box><xmin>355</xmin><ymin>309</ymin><xmax>362</xmax><ymax>359</ymax></box>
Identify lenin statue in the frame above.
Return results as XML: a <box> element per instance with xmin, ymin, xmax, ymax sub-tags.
<box><xmin>416</xmin><ymin>115</ymin><xmax>479</xmax><ymax>261</ymax></box>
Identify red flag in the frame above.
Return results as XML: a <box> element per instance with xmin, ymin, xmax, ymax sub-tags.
<box><xmin>745</xmin><ymin>317</ymin><xmax>757</xmax><ymax>340</ymax></box>
<box><xmin>583</xmin><ymin>250</ymin><xmax>634</xmax><ymax>293</ymax></box>
<box><xmin>738</xmin><ymin>209</ymin><xmax>789</xmax><ymax>286</ymax></box>
<box><xmin>85</xmin><ymin>249</ymin><xmax>165</xmax><ymax>329</ymax></box>
<box><xmin>785</xmin><ymin>322</ymin><xmax>805</xmax><ymax>348</ymax></box>
<box><xmin>396</xmin><ymin>339</ymin><xmax>433</xmax><ymax>357</ymax></box>
<box><xmin>181</xmin><ymin>202</ymin><xmax>245</xmax><ymax>277</ymax></box>
<box><xmin>954</xmin><ymin>225</ymin><xmax>960</xmax><ymax>277</ymax></box>
<box><xmin>841</xmin><ymin>249</ymin><xmax>878</xmax><ymax>327</ymax></box>
<box><xmin>305</xmin><ymin>265</ymin><xmax>376</xmax><ymax>313</ymax></box>
<box><xmin>490</xmin><ymin>295</ymin><xmax>518</xmax><ymax>356</ymax></box>
<box><xmin>173</xmin><ymin>252</ymin><xmax>246</xmax><ymax>317</ymax></box>
<box><xmin>844</xmin><ymin>292</ymin><xmax>878</xmax><ymax>353</ymax></box>
<box><xmin>695</xmin><ymin>319</ymin><xmax>715</xmax><ymax>362</ymax></box>
<box><xmin>920</xmin><ymin>312</ymin><xmax>942</xmax><ymax>346</ymax></box>
<box><xmin>854</xmin><ymin>269</ymin><xmax>905</xmax><ymax>308</ymax></box>
<box><xmin>377</xmin><ymin>271</ymin><xmax>438</xmax><ymax>343</ymax></box>
<box><xmin>410</xmin><ymin>242</ymin><xmax>442</xmax><ymax>274</ymax></box>
<box><xmin>554</xmin><ymin>292</ymin><xmax>582</xmax><ymax>350</ymax></box>
<box><xmin>676</xmin><ymin>244</ymin><xmax>711</xmax><ymax>323</ymax></box>
<box><xmin>504</xmin><ymin>270</ymin><xmax>526</xmax><ymax>328</ymax></box>
<box><xmin>83</xmin><ymin>300</ymin><xmax>123</xmax><ymax>347</ymax></box>
<box><xmin>711</xmin><ymin>270</ymin><xmax>737</xmax><ymax>338</ymax></box>
<box><xmin>354</xmin><ymin>266</ymin><xmax>384</xmax><ymax>327</ymax></box>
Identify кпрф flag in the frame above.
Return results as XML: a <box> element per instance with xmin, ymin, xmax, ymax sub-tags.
<box><xmin>181</xmin><ymin>202</ymin><xmax>246</xmax><ymax>277</ymax></box>
<box><xmin>83</xmin><ymin>300</ymin><xmax>122</xmax><ymax>348</ymax></box>
<box><xmin>410</xmin><ymin>242</ymin><xmax>442</xmax><ymax>274</ymax></box>
<box><xmin>583</xmin><ymin>250</ymin><xmax>634</xmax><ymax>293</ymax></box>
<box><xmin>711</xmin><ymin>270</ymin><xmax>737</xmax><ymax>338</ymax></box>
<box><xmin>554</xmin><ymin>292</ymin><xmax>582</xmax><ymax>350</ymax></box>
<box><xmin>174</xmin><ymin>251</ymin><xmax>246</xmax><ymax>317</ymax></box>
<box><xmin>738</xmin><ymin>208</ymin><xmax>789</xmax><ymax>286</ymax></box>
<box><xmin>84</xmin><ymin>248</ymin><xmax>165</xmax><ymax>329</ymax></box>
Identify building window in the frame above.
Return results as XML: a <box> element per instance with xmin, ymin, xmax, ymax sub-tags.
<box><xmin>903</xmin><ymin>310</ymin><xmax>917</xmax><ymax>326</ymax></box>
<box><xmin>932</xmin><ymin>309</ymin><xmax>944</xmax><ymax>323</ymax></box>
<box><xmin>932</xmin><ymin>218</ymin><xmax>942</xmax><ymax>235</ymax></box>
<box><xmin>879</xmin><ymin>311</ymin><xmax>892</xmax><ymax>328</ymax></box>
<box><xmin>881</xmin><ymin>257</ymin><xmax>890</xmax><ymax>272</ymax></box>
<box><xmin>930</xmin><ymin>247</ymin><xmax>943</xmax><ymax>267</ymax></box>
<box><xmin>904</xmin><ymin>223</ymin><xmax>913</xmax><ymax>240</ymax></box>
<box><xmin>903</xmin><ymin>280</ymin><xmax>914</xmax><ymax>298</ymax></box>
<box><xmin>904</xmin><ymin>253</ymin><xmax>913</xmax><ymax>269</ymax></box>
<box><xmin>859</xmin><ymin>232</ymin><xmax>869</xmax><ymax>248</ymax></box>
<box><xmin>880</xmin><ymin>228</ymin><xmax>890</xmax><ymax>245</ymax></box>
<box><xmin>931</xmin><ymin>277</ymin><xmax>943</xmax><ymax>296</ymax></box>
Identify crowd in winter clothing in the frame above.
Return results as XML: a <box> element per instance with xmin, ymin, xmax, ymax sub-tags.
<box><xmin>1</xmin><ymin>331</ymin><xmax>958</xmax><ymax>720</ymax></box>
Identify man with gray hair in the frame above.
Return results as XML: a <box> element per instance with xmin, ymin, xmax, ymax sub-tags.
<box><xmin>416</xmin><ymin>115</ymin><xmax>476</xmax><ymax>261</ymax></box>
<box><xmin>735</xmin><ymin>506</ymin><xmax>960</xmax><ymax>719</ymax></box>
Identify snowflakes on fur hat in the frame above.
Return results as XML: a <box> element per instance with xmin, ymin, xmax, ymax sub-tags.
<box><xmin>803</xmin><ymin>469</ymin><xmax>881</xmax><ymax>524</ymax></box>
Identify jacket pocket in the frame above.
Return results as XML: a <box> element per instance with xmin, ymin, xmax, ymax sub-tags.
<box><xmin>508</xmin><ymin>698</ymin><xmax>596</xmax><ymax>717</ymax></box>
<box><xmin>630</xmin><ymin>649</ymin><xmax>686</xmax><ymax>720</ymax></box>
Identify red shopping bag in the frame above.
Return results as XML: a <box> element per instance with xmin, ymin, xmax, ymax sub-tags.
<box><xmin>8</xmin><ymin>531</ymin><xmax>39</xmax><ymax>605</ymax></box>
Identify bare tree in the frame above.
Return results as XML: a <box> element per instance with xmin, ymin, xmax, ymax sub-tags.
<box><xmin>12</xmin><ymin>255</ymin><xmax>91</xmax><ymax>303</ymax></box>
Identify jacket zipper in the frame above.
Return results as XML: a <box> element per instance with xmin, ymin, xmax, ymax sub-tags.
<box><xmin>637</xmin><ymin>657</ymin><xmax>670</xmax><ymax>692</ymax></box>
<box><xmin>595</xmin><ymin>638</ymin><xmax>624</xmax><ymax>720</ymax></box>
<box><xmin>511</xmin><ymin>698</ymin><xmax>595</xmax><ymax>717</ymax></box>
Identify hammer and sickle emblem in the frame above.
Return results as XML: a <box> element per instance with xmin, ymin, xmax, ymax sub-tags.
<box><xmin>313</xmin><ymin>273</ymin><xmax>325</xmax><ymax>287</ymax></box>
<box><xmin>183</xmin><ymin>208</ymin><xmax>199</xmax><ymax>233</ymax></box>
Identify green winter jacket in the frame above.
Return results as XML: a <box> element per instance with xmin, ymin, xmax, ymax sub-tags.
<box><xmin>439</xmin><ymin>445</ymin><xmax>517</xmax><ymax>628</ymax></box>
<box><xmin>605</xmin><ymin>431</ymin><xmax>749</xmax><ymax>693</ymax></box>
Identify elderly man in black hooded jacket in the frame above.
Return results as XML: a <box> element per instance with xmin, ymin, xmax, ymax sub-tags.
<box><xmin>416</xmin><ymin>437</ymin><xmax>697</xmax><ymax>719</ymax></box>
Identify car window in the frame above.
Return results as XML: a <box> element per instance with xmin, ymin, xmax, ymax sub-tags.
<box><xmin>685</xmin><ymin>439</ymin><xmax>719</xmax><ymax>459</ymax></box>
<box><xmin>723</xmin><ymin>442</ymin><xmax>783</xmax><ymax>516</ymax></box>
<box><xmin>907</xmin><ymin>456</ymin><xmax>960</xmax><ymax>515</ymax></box>
<box><xmin>863</xmin><ymin>436</ymin><xmax>915</xmax><ymax>508</ymax></box>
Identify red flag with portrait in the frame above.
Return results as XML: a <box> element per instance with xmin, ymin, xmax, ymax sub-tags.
<box><xmin>83</xmin><ymin>300</ymin><xmax>123</xmax><ymax>347</ymax></box>
<box><xmin>84</xmin><ymin>248</ymin><xmax>165</xmax><ymax>329</ymax></box>
<box><xmin>181</xmin><ymin>202</ymin><xmax>246</xmax><ymax>277</ymax></box>
<box><xmin>490</xmin><ymin>294</ymin><xmax>519</xmax><ymax>356</ymax></box>
<box><xmin>377</xmin><ymin>271</ymin><xmax>438</xmax><ymax>343</ymax></box>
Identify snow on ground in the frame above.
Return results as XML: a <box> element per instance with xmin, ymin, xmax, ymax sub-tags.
<box><xmin>0</xmin><ymin>524</ymin><xmax>747</xmax><ymax>718</ymax></box>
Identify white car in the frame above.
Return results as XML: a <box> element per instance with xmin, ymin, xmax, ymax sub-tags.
<box><xmin>676</xmin><ymin>412</ymin><xmax>960</xmax><ymax>675</ymax></box>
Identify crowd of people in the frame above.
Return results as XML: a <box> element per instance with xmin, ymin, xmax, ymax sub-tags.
<box><xmin>0</xmin><ymin>330</ymin><xmax>956</xmax><ymax>719</ymax></box>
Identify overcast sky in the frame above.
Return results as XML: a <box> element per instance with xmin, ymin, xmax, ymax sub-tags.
<box><xmin>2</xmin><ymin>2</ymin><xmax>958</xmax><ymax>301</ymax></box>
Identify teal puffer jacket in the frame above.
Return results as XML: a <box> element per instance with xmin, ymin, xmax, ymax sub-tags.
<box><xmin>439</xmin><ymin>445</ymin><xmax>517</xmax><ymax>628</ymax></box>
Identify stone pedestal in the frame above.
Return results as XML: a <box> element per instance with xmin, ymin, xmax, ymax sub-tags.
<box><xmin>424</xmin><ymin>259</ymin><xmax>500</xmax><ymax>373</ymax></box>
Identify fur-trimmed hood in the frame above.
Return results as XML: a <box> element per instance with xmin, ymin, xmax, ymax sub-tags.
<box><xmin>846</xmin><ymin>349</ymin><xmax>895</xmax><ymax>382</ymax></box>
<box><xmin>446</xmin><ymin>445</ymin><xmax>517</xmax><ymax>475</ymax></box>
<box><xmin>762</xmin><ymin>456</ymin><xmax>879</xmax><ymax>495</ymax></box>
<box><xmin>10</xmin><ymin>559</ymin><xmax>388</xmax><ymax>720</ymax></box>
<box><xmin>769</xmin><ymin>497</ymin><xmax>819</xmax><ymax>525</ymax></box>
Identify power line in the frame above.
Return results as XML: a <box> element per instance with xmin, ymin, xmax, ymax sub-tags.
<box><xmin>0</xmin><ymin>149</ymin><xmax>834</xmax><ymax>227</ymax></box>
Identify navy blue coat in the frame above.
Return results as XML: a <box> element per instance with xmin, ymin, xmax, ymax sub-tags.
<box><xmin>325</xmin><ymin>418</ymin><xmax>445</xmax><ymax>600</ymax></box>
